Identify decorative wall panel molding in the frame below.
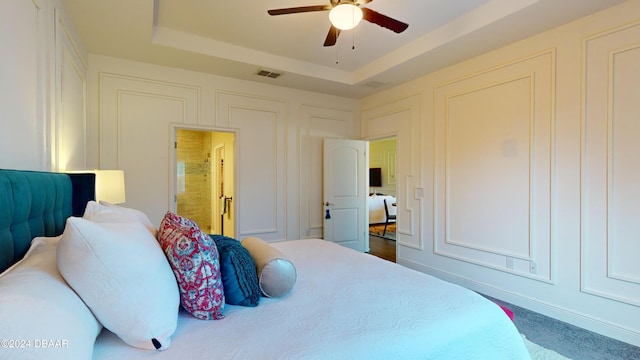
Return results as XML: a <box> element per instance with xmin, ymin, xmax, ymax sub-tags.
<box><xmin>217</xmin><ymin>92</ymin><xmax>287</xmax><ymax>241</ymax></box>
<box><xmin>55</xmin><ymin>13</ymin><xmax>87</xmax><ymax>171</ymax></box>
<box><xmin>0</xmin><ymin>0</ymin><xmax>44</xmax><ymax>169</ymax></box>
<box><xmin>434</xmin><ymin>50</ymin><xmax>555</xmax><ymax>282</ymax></box>
<box><xmin>362</xmin><ymin>95</ymin><xmax>421</xmax><ymax>249</ymax></box>
<box><xmin>582</xmin><ymin>21</ymin><xmax>640</xmax><ymax>306</ymax></box>
<box><xmin>56</xmin><ymin>11</ymin><xmax>87</xmax><ymax>69</ymax></box>
<box><xmin>99</xmin><ymin>73</ymin><xmax>200</xmax><ymax>224</ymax></box>
<box><xmin>100</xmin><ymin>73</ymin><xmax>200</xmax><ymax>167</ymax></box>
<box><xmin>300</xmin><ymin>105</ymin><xmax>354</xmax><ymax>239</ymax></box>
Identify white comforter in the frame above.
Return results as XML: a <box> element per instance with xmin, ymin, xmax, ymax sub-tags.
<box><xmin>93</xmin><ymin>239</ymin><xmax>530</xmax><ymax>359</ymax></box>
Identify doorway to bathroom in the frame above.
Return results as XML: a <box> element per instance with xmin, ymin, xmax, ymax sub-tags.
<box><xmin>175</xmin><ymin>128</ymin><xmax>235</xmax><ymax>237</ymax></box>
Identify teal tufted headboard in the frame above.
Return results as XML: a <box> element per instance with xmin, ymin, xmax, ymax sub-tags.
<box><xmin>0</xmin><ymin>169</ymin><xmax>95</xmax><ymax>272</ymax></box>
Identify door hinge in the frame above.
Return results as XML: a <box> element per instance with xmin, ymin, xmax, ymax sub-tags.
<box><xmin>174</xmin><ymin>141</ymin><xmax>177</xmax><ymax>149</ymax></box>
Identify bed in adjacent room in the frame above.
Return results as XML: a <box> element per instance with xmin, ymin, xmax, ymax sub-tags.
<box><xmin>0</xmin><ymin>169</ymin><xmax>530</xmax><ymax>359</ymax></box>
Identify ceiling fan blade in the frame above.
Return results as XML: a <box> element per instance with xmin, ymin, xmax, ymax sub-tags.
<box><xmin>268</xmin><ymin>5</ymin><xmax>331</xmax><ymax>16</ymax></box>
<box><xmin>361</xmin><ymin>7</ymin><xmax>408</xmax><ymax>33</ymax></box>
<box><xmin>323</xmin><ymin>25</ymin><xmax>341</xmax><ymax>46</ymax></box>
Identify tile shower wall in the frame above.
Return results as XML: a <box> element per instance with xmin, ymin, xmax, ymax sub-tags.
<box><xmin>177</xmin><ymin>129</ymin><xmax>212</xmax><ymax>232</ymax></box>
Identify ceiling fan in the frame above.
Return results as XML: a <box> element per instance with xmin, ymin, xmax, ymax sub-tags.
<box><xmin>267</xmin><ymin>0</ymin><xmax>409</xmax><ymax>47</ymax></box>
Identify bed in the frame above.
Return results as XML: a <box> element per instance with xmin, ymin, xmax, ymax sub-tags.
<box><xmin>0</xmin><ymin>169</ymin><xmax>530</xmax><ymax>359</ymax></box>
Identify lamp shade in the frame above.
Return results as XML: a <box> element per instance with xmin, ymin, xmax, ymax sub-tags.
<box><xmin>329</xmin><ymin>4</ymin><xmax>363</xmax><ymax>30</ymax></box>
<box><xmin>67</xmin><ymin>170</ymin><xmax>126</xmax><ymax>204</ymax></box>
<box><xmin>94</xmin><ymin>170</ymin><xmax>126</xmax><ymax>204</ymax></box>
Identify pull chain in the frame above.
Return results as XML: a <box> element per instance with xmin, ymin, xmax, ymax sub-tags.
<box><xmin>352</xmin><ymin>30</ymin><xmax>355</xmax><ymax>50</ymax></box>
<box><xmin>335</xmin><ymin>29</ymin><xmax>357</xmax><ymax>65</ymax></box>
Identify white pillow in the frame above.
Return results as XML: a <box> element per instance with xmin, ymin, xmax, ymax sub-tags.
<box><xmin>83</xmin><ymin>200</ymin><xmax>157</xmax><ymax>237</ymax></box>
<box><xmin>57</xmin><ymin>217</ymin><xmax>179</xmax><ymax>350</ymax></box>
<box><xmin>0</xmin><ymin>236</ymin><xmax>102</xmax><ymax>360</ymax></box>
<box><xmin>241</xmin><ymin>236</ymin><xmax>297</xmax><ymax>298</ymax></box>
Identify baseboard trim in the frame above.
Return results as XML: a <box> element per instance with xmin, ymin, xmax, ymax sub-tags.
<box><xmin>398</xmin><ymin>258</ymin><xmax>640</xmax><ymax>347</ymax></box>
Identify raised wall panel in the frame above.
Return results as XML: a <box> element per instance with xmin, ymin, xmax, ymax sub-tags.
<box><xmin>582</xmin><ymin>22</ymin><xmax>640</xmax><ymax>306</ymax></box>
<box><xmin>361</xmin><ymin>96</ymin><xmax>421</xmax><ymax>249</ymax></box>
<box><xmin>118</xmin><ymin>92</ymin><xmax>183</xmax><ymax>224</ymax></box>
<box><xmin>0</xmin><ymin>0</ymin><xmax>41</xmax><ymax>169</ymax></box>
<box><xmin>434</xmin><ymin>51</ymin><xmax>554</xmax><ymax>281</ymax></box>
<box><xmin>99</xmin><ymin>73</ymin><xmax>200</xmax><ymax>224</ymax></box>
<box><xmin>56</xmin><ymin>14</ymin><xmax>87</xmax><ymax>171</ymax></box>
<box><xmin>300</xmin><ymin>105</ymin><xmax>353</xmax><ymax>238</ymax></box>
<box><xmin>217</xmin><ymin>92</ymin><xmax>287</xmax><ymax>241</ymax></box>
<box><xmin>446</xmin><ymin>76</ymin><xmax>532</xmax><ymax>258</ymax></box>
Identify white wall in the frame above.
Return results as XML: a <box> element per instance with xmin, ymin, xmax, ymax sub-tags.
<box><xmin>87</xmin><ymin>55</ymin><xmax>359</xmax><ymax>240</ymax></box>
<box><xmin>360</xmin><ymin>1</ymin><xmax>640</xmax><ymax>347</ymax></box>
<box><xmin>0</xmin><ymin>0</ymin><xmax>87</xmax><ymax>171</ymax></box>
<box><xmin>0</xmin><ymin>0</ymin><xmax>44</xmax><ymax>170</ymax></box>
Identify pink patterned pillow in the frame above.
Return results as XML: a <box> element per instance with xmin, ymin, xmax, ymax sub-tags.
<box><xmin>158</xmin><ymin>212</ymin><xmax>225</xmax><ymax>320</ymax></box>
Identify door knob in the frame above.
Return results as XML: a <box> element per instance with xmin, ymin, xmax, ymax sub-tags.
<box><xmin>324</xmin><ymin>202</ymin><xmax>334</xmax><ymax>206</ymax></box>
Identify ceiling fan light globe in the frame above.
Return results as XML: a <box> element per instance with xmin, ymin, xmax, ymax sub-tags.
<box><xmin>329</xmin><ymin>4</ymin><xmax>363</xmax><ymax>30</ymax></box>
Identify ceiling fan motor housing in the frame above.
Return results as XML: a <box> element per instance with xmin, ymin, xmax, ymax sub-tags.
<box><xmin>267</xmin><ymin>0</ymin><xmax>408</xmax><ymax>47</ymax></box>
<box><xmin>331</xmin><ymin>0</ymin><xmax>359</xmax><ymax>5</ymax></box>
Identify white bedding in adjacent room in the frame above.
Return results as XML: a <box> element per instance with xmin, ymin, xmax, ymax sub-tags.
<box><xmin>369</xmin><ymin>194</ymin><xmax>396</xmax><ymax>224</ymax></box>
<box><xmin>93</xmin><ymin>239</ymin><xmax>530</xmax><ymax>359</ymax></box>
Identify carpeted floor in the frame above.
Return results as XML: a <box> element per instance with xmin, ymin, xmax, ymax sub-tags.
<box><xmin>369</xmin><ymin>223</ymin><xmax>396</xmax><ymax>240</ymax></box>
<box><xmin>487</xmin><ymin>296</ymin><xmax>640</xmax><ymax>360</ymax></box>
<box><xmin>522</xmin><ymin>335</ymin><xmax>571</xmax><ymax>360</ymax></box>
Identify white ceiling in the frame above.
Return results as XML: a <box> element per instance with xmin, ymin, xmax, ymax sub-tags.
<box><xmin>61</xmin><ymin>0</ymin><xmax>625</xmax><ymax>98</ymax></box>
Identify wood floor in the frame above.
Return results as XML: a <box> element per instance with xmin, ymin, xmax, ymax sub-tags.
<box><xmin>367</xmin><ymin>235</ymin><xmax>396</xmax><ymax>262</ymax></box>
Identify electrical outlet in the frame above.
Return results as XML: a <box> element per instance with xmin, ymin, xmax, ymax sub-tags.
<box><xmin>529</xmin><ymin>261</ymin><xmax>537</xmax><ymax>274</ymax></box>
<box><xmin>506</xmin><ymin>257</ymin><xmax>514</xmax><ymax>269</ymax></box>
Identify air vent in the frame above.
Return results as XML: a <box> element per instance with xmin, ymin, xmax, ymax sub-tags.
<box><xmin>256</xmin><ymin>69</ymin><xmax>282</xmax><ymax>79</ymax></box>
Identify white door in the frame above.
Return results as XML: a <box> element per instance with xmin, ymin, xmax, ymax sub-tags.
<box><xmin>323</xmin><ymin>138</ymin><xmax>368</xmax><ymax>252</ymax></box>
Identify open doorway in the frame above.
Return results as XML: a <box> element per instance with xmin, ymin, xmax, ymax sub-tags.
<box><xmin>367</xmin><ymin>136</ymin><xmax>397</xmax><ymax>262</ymax></box>
<box><xmin>176</xmin><ymin>128</ymin><xmax>235</xmax><ymax>237</ymax></box>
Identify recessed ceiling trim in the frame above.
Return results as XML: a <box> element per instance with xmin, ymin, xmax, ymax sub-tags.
<box><xmin>353</xmin><ymin>0</ymin><xmax>540</xmax><ymax>83</ymax></box>
<box><xmin>152</xmin><ymin>26</ymin><xmax>355</xmax><ymax>84</ymax></box>
<box><xmin>151</xmin><ymin>0</ymin><xmax>539</xmax><ymax>87</ymax></box>
<box><xmin>65</xmin><ymin>0</ymin><xmax>625</xmax><ymax>98</ymax></box>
